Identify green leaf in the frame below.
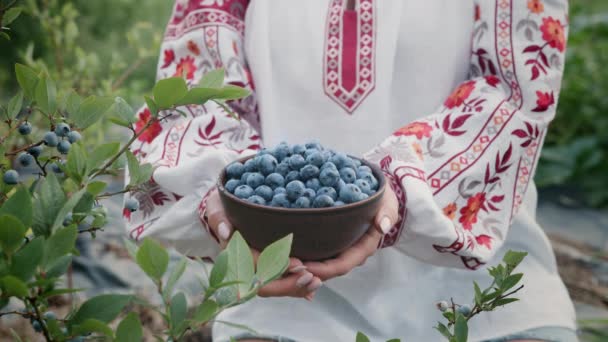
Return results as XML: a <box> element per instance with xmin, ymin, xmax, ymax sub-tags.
<box><xmin>503</xmin><ymin>250</ymin><xmax>528</xmax><ymax>271</ymax></box>
<box><xmin>64</xmin><ymin>90</ymin><xmax>82</xmax><ymax>114</ymax></box>
<box><xmin>123</xmin><ymin>238</ymin><xmax>138</xmax><ymax>260</ymax></box>
<box><xmin>482</xmin><ymin>290</ymin><xmax>500</xmax><ymax>302</ymax></box>
<box><xmin>87</xmin><ymin>142</ymin><xmax>120</xmax><ymax>174</ymax></box>
<box><xmin>144</xmin><ymin>95</ymin><xmax>158</xmax><ymax>116</ymax></box>
<box><xmin>7</xmin><ymin>91</ymin><xmax>23</xmax><ymax>120</ymax></box>
<box><xmin>138</xmin><ymin>163</ymin><xmax>153</xmax><ymax>185</ymax></box>
<box><xmin>1</xmin><ymin>275</ymin><xmax>28</xmax><ymax>297</ymax></box>
<box><xmin>193</xmin><ymin>299</ymin><xmax>218</xmax><ymax>324</ymax></box>
<box><xmin>215</xmin><ymin>85</ymin><xmax>251</xmax><ymax>100</ymax></box>
<box><xmin>356</xmin><ymin>332</ymin><xmax>371</xmax><ymax>342</ymax></box>
<box><xmin>199</xmin><ymin>68</ymin><xmax>225</xmax><ymax>88</ymax></box>
<box><xmin>45</xmin><ymin>255</ymin><xmax>72</xmax><ymax>278</ymax></box>
<box><xmin>66</xmin><ymin>143</ymin><xmax>88</xmax><ymax>183</ymax></box>
<box><xmin>109</xmin><ymin>97</ymin><xmax>137</xmax><ymax>126</ymax></box>
<box><xmin>256</xmin><ymin>233</ymin><xmax>292</xmax><ymax>284</ymax></box>
<box><xmin>170</xmin><ymin>292</ymin><xmax>188</xmax><ymax>335</ymax></box>
<box><xmin>72</xmin><ymin>96</ymin><xmax>113</xmax><ymax>129</ymax></box>
<box><xmin>225</xmin><ymin>231</ymin><xmax>255</xmax><ymax>297</ymax></box>
<box><xmin>0</xmin><ymin>186</ymin><xmax>32</xmax><ymax>228</ymax></box>
<box><xmin>35</xmin><ymin>75</ymin><xmax>57</xmax><ymax>114</ymax></box>
<box><xmin>32</xmin><ymin>173</ymin><xmax>66</xmax><ymax>236</ymax></box>
<box><xmin>174</xmin><ymin>87</ymin><xmax>220</xmax><ymax>106</ymax></box>
<box><xmin>494</xmin><ymin>298</ymin><xmax>519</xmax><ymax>307</ymax></box>
<box><xmin>86</xmin><ymin>181</ymin><xmax>107</xmax><ymax>196</ymax></box>
<box><xmin>50</xmin><ymin>188</ymin><xmax>86</xmax><ymax>233</ymax></box>
<box><xmin>72</xmin><ymin>318</ymin><xmax>114</xmax><ymax>337</ymax></box>
<box><xmin>70</xmin><ymin>294</ymin><xmax>132</xmax><ymax>325</ymax></box>
<box><xmin>15</xmin><ymin>64</ymin><xmax>39</xmax><ymax>99</ymax></box>
<box><xmin>213</xmin><ymin>99</ymin><xmax>239</xmax><ymax>119</ymax></box>
<box><xmin>473</xmin><ymin>281</ymin><xmax>483</xmax><ymax>306</ymax></box>
<box><xmin>501</xmin><ymin>273</ymin><xmax>523</xmax><ymax>291</ymax></box>
<box><xmin>0</xmin><ymin>215</ymin><xmax>26</xmax><ymax>255</ymax></box>
<box><xmin>2</xmin><ymin>7</ymin><xmax>22</xmax><ymax>26</ymax></box>
<box><xmin>453</xmin><ymin>313</ymin><xmax>468</xmax><ymax>342</ymax></box>
<box><xmin>44</xmin><ymin>225</ymin><xmax>78</xmax><ymax>267</ymax></box>
<box><xmin>386</xmin><ymin>339</ymin><xmax>401</xmax><ymax>342</ymax></box>
<box><xmin>10</xmin><ymin>237</ymin><xmax>44</xmax><ymax>281</ymax></box>
<box><xmin>73</xmin><ymin>192</ymin><xmax>95</xmax><ymax>215</ymax></box>
<box><xmin>442</xmin><ymin>311</ymin><xmax>455</xmax><ymax>322</ymax></box>
<box><xmin>435</xmin><ymin>322</ymin><xmax>452</xmax><ymax>339</ymax></box>
<box><xmin>209</xmin><ymin>250</ymin><xmax>229</xmax><ymax>288</ymax></box>
<box><xmin>163</xmin><ymin>257</ymin><xmax>187</xmax><ymax>300</ymax></box>
<box><xmin>41</xmin><ymin>287</ymin><xmax>84</xmax><ymax>299</ymax></box>
<box><xmin>153</xmin><ymin>77</ymin><xmax>188</xmax><ymax>109</ymax></box>
<box><xmin>115</xmin><ymin>312</ymin><xmax>142</xmax><ymax>342</ymax></box>
<box><xmin>136</xmin><ymin>238</ymin><xmax>169</xmax><ymax>281</ymax></box>
<box><xmin>126</xmin><ymin>150</ymin><xmax>152</xmax><ymax>186</ymax></box>
<box><xmin>0</xmin><ymin>31</ymin><xmax>10</xmax><ymax>40</ymax></box>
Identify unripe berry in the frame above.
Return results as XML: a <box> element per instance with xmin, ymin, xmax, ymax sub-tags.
<box><xmin>457</xmin><ymin>304</ymin><xmax>472</xmax><ymax>316</ymax></box>
<box><xmin>3</xmin><ymin>170</ymin><xmax>19</xmax><ymax>184</ymax></box>
<box><xmin>18</xmin><ymin>122</ymin><xmax>32</xmax><ymax>135</ymax></box>
<box><xmin>436</xmin><ymin>300</ymin><xmax>449</xmax><ymax>312</ymax></box>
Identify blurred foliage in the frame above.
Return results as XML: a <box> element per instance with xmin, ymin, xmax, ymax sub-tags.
<box><xmin>537</xmin><ymin>0</ymin><xmax>608</xmax><ymax>207</ymax></box>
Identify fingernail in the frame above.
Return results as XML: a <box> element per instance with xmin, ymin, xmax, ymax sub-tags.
<box><xmin>306</xmin><ymin>280</ymin><xmax>323</xmax><ymax>292</ymax></box>
<box><xmin>296</xmin><ymin>272</ymin><xmax>314</xmax><ymax>288</ymax></box>
<box><xmin>218</xmin><ymin>222</ymin><xmax>230</xmax><ymax>241</ymax></box>
<box><xmin>289</xmin><ymin>265</ymin><xmax>307</xmax><ymax>273</ymax></box>
<box><xmin>305</xmin><ymin>293</ymin><xmax>315</xmax><ymax>302</ymax></box>
<box><xmin>379</xmin><ymin>216</ymin><xmax>392</xmax><ymax>234</ymax></box>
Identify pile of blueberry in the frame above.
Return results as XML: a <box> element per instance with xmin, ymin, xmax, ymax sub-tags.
<box><xmin>2</xmin><ymin>121</ymin><xmax>81</xmax><ymax>185</ymax></box>
<box><xmin>223</xmin><ymin>142</ymin><xmax>379</xmax><ymax>208</ymax></box>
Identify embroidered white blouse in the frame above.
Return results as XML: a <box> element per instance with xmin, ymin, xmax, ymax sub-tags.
<box><xmin>124</xmin><ymin>0</ymin><xmax>576</xmax><ymax>340</ymax></box>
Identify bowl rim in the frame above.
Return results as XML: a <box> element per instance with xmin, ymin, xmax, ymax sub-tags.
<box><xmin>216</xmin><ymin>154</ymin><xmax>386</xmax><ymax>214</ymax></box>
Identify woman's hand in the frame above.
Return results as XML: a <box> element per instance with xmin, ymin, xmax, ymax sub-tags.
<box><xmin>304</xmin><ymin>185</ymin><xmax>399</xmax><ymax>281</ymax></box>
<box><xmin>205</xmin><ymin>189</ymin><xmax>322</xmax><ymax>299</ymax></box>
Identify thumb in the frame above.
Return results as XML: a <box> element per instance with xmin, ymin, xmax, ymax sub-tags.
<box><xmin>374</xmin><ymin>186</ymin><xmax>399</xmax><ymax>235</ymax></box>
<box><xmin>206</xmin><ymin>190</ymin><xmax>233</xmax><ymax>248</ymax></box>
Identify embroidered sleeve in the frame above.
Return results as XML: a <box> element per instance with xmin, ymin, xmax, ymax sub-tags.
<box><xmin>123</xmin><ymin>0</ymin><xmax>258</xmax><ymax>257</ymax></box>
<box><xmin>364</xmin><ymin>0</ymin><xmax>568</xmax><ymax>269</ymax></box>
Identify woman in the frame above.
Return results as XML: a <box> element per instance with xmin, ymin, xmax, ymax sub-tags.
<box><xmin>124</xmin><ymin>0</ymin><xmax>576</xmax><ymax>341</ymax></box>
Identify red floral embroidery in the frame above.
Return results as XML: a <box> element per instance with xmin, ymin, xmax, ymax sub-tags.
<box><xmin>444</xmin><ymin>81</ymin><xmax>475</xmax><ymax>109</ymax></box>
<box><xmin>443</xmin><ymin>203</ymin><xmax>457</xmax><ymax>220</ymax></box>
<box><xmin>395</xmin><ymin>122</ymin><xmax>433</xmax><ymax>140</ymax></box>
<box><xmin>187</xmin><ymin>40</ymin><xmax>201</xmax><ymax>55</ymax></box>
<box><xmin>162</xmin><ymin>49</ymin><xmax>175</xmax><ymax>69</ymax></box>
<box><xmin>474</xmin><ymin>4</ymin><xmax>481</xmax><ymax>21</ymax></box>
<box><xmin>476</xmin><ymin>234</ymin><xmax>493</xmax><ymax>249</ymax></box>
<box><xmin>485</xmin><ymin>75</ymin><xmax>500</xmax><ymax>87</ymax></box>
<box><xmin>135</xmin><ymin>108</ymin><xmax>163</xmax><ymax>143</ymax></box>
<box><xmin>413</xmin><ymin>142</ymin><xmax>424</xmax><ymax>160</ymax></box>
<box><xmin>459</xmin><ymin>192</ymin><xmax>486</xmax><ymax>230</ymax></box>
<box><xmin>123</xmin><ymin>208</ymin><xmax>132</xmax><ymax>220</ymax></box>
<box><xmin>527</xmin><ymin>0</ymin><xmax>544</xmax><ymax>14</ymax></box>
<box><xmin>532</xmin><ymin>91</ymin><xmax>555</xmax><ymax>112</ymax></box>
<box><xmin>173</xmin><ymin>56</ymin><xmax>197</xmax><ymax>80</ymax></box>
<box><xmin>540</xmin><ymin>17</ymin><xmax>566</xmax><ymax>52</ymax></box>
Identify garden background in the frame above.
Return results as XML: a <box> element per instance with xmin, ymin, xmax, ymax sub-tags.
<box><xmin>1</xmin><ymin>0</ymin><xmax>608</xmax><ymax>340</ymax></box>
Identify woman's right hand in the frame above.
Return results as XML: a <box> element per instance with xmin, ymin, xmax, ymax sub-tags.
<box><xmin>205</xmin><ymin>188</ymin><xmax>323</xmax><ymax>299</ymax></box>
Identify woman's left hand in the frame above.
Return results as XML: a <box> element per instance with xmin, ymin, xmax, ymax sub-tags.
<box><xmin>304</xmin><ymin>185</ymin><xmax>399</xmax><ymax>281</ymax></box>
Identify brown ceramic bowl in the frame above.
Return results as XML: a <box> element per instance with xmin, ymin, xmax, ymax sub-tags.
<box><xmin>217</xmin><ymin>155</ymin><xmax>386</xmax><ymax>261</ymax></box>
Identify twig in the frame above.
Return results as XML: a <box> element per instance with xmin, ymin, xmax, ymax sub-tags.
<box><xmin>97</xmin><ymin>188</ymin><xmax>132</xmax><ymax>199</ymax></box>
<box><xmin>77</xmin><ymin>226</ymin><xmax>104</xmax><ymax>235</ymax></box>
<box><xmin>34</xmin><ymin>156</ymin><xmax>48</xmax><ymax>177</ymax></box>
<box><xmin>0</xmin><ymin>310</ymin><xmax>31</xmax><ymax>318</ymax></box>
<box><xmin>28</xmin><ymin>297</ymin><xmax>53</xmax><ymax>342</ymax></box>
<box><xmin>5</xmin><ymin>141</ymin><xmax>44</xmax><ymax>156</ymax></box>
<box><xmin>111</xmin><ymin>57</ymin><xmax>145</xmax><ymax>91</ymax></box>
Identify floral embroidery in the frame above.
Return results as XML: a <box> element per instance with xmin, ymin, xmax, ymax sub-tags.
<box><xmin>474</xmin><ymin>4</ymin><xmax>481</xmax><ymax>21</ymax></box>
<box><xmin>187</xmin><ymin>40</ymin><xmax>201</xmax><ymax>55</ymax></box>
<box><xmin>394</xmin><ymin>122</ymin><xmax>433</xmax><ymax>140</ymax></box>
<box><xmin>459</xmin><ymin>192</ymin><xmax>486</xmax><ymax>230</ymax></box>
<box><xmin>527</xmin><ymin>0</ymin><xmax>544</xmax><ymax>14</ymax></box>
<box><xmin>173</xmin><ymin>56</ymin><xmax>196</xmax><ymax>80</ymax></box>
<box><xmin>540</xmin><ymin>17</ymin><xmax>566</xmax><ymax>52</ymax></box>
<box><xmin>134</xmin><ymin>109</ymin><xmax>162</xmax><ymax>143</ymax></box>
<box><xmin>443</xmin><ymin>203</ymin><xmax>457</xmax><ymax>220</ymax></box>
<box><xmin>475</xmin><ymin>234</ymin><xmax>492</xmax><ymax>249</ymax></box>
<box><xmin>444</xmin><ymin>81</ymin><xmax>475</xmax><ymax>109</ymax></box>
<box><xmin>485</xmin><ymin>75</ymin><xmax>500</xmax><ymax>87</ymax></box>
<box><xmin>162</xmin><ymin>49</ymin><xmax>175</xmax><ymax>69</ymax></box>
<box><xmin>123</xmin><ymin>208</ymin><xmax>132</xmax><ymax>221</ymax></box>
<box><xmin>413</xmin><ymin>142</ymin><xmax>424</xmax><ymax>160</ymax></box>
<box><xmin>532</xmin><ymin>91</ymin><xmax>555</xmax><ymax>112</ymax></box>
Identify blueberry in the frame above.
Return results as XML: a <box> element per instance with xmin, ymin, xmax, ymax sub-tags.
<box><xmin>27</xmin><ymin>145</ymin><xmax>43</xmax><ymax>158</ymax></box>
<box><xmin>335</xmin><ymin>179</ymin><xmax>347</xmax><ymax>192</ymax></box>
<box><xmin>285</xmin><ymin>180</ymin><xmax>305</xmax><ymax>201</ymax></box>
<box><xmin>313</xmin><ymin>195</ymin><xmax>334</xmax><ymax>208</ymax></box>
<box><xmin>57</xmin><ymin>140</ymin><xmax>71</xmax><ymax>154</ymax></box>
<box><xmin>339</xmin><ymin>183</ymin><xmax>363</xmax><ymax>203</ymax></box>
<box><xmin>54</xmin><ymin>123</ymin><xmax>71</xmax><ymax>137</ymax></box>
<box><xmin>273</xmin><ymin>187</ymin><xmax>286</xmax><ymax>195</ymax></box>
<box><xmin>303</xmin><ymin>188</ymin><xmax>316</xmax><ymax>199</ymax></box>
<box><xmin>357</xmin><ymin>165</ymin><xmax>373</xmax><ymax>177</ymax></box>
<box><xmin>273</xmin><ymin>143</ymin><xmax>291</xmax><ymax>161</ymax></box>
<box><xmin>17</xmin><ymin>153</ymin><xmax>34</xmax><ymax>167</ymax></box>
<box><xmin>43</xmin><ymin>311</ymin><xmax>56</xmax><ymax>320</ymax></box>
<box><xmin>67</xmin><ymin>131</ymin><xmax>81</xmax><ymax>143</ymax></box>
<box><xmin>288</xmin><ymin>154</ymin><xmax>306</xmax><ymax>170</ymax></box>
<box><xmin>258</xmin><ymin>154</ymin><xmax>278</xmax><ymax>175</ymax></box>
<box><xmin>299</xmin><ymin>164</ymin><xmax>319</xmax><ymax>181</ymax></box>
<box><xmin>32</xmin><ymin>320</ymin><xmax>42</xmax><ymax>332</ymax></box>
<box><xmin>354</xmin><ymin>179</ymin><xmax>372</xmax><ymax>195</ymax></box>
<box><xmin>18</xmin><ymin>122</ymin><xmax>32</xmax><ymax>135</ymax></box>
<box><xmin>240</xmin><ymin>172</ymin><xmax>253</xmax><ymax>184</ymax></box>
<box><xmin>225</xmin><ymin>179</ymin><xmax>240</xmax><ymax>193</ymax></box>
<box><xmin>275</xmin><ymin>161</ymin><xmax>290</xmax><ymax>176</ymax></box>
<box><xmin>319</xmin><ymin>167</ymin><xmax>340</xmax><ymax>187</ymax></box>
<box><xmin>293</xmin><ymin>197</ymin><xmax>311</xmax><ymax>208</ymax></box>
<box><xmin>63</xmin><ymin>212</ymin><xmax>73</xmax><ymax>226</ymax></box>
<box><xmin>244</xmin><ymin>158</ymin><xmax>258</xmax><ymax>172</ymax></box>
<box><xmin>125</xmin><ymin>198</ymin><xmax>140</xmax><ymax>212</ymax></box>
<box><xmin>234</xmin><ymin>185</ymin><xmax>254</xmax><ymax>199</ymax></box>
<box><xmin>257</xmin><ymin>148</ymin><xmax>272</xmax><ymax>156</ymax></box>
<box><xmin>285</xmin><ymin>170</ymin><xmax>300</xmax><ymax>183</ymax></box>
<box><xmin>51</xmin><ymin>162</ymin><xmax>63</xmax><ymax>174</ymax></box>
<box><xmin>457</xmin><ymin>304</ymin><xmax>472</xmax><ymax>316</ymax></box>
<box><xmin>226</xmin><ymin>162</ymin><xmax>245</xmax><ymax>179</ymax></box>
<box><xmin>320</xmin><ymin>161</ymin><xmax>337</xmax><ymax>171</ymax></box>
<box><xmin>246</xmin><ymin>173</ymin><xmax>265</xmax><ymax>188</ymax></box>
<box><xmin>247</xmin><ymin>195</ymin><xmax>266</xmax><ymax>205</ymax></box>
<box><xmin>306</xmin><ymin>151</ymin><xmax>326</xmax><ymax>167</ymax></box>
<box><xmin>342</xmin><ymin>157</ymin><xmax>357</xmax><ymax>170</ymax></box>
<box><xmin>330</xmin><ymin>153</ymin><xmax>348</xmax><ymax>169</ymax></box>
<box><xmin>317</xmin><ymin>187</ymin><xmax>337</xmax><ymax>201</ymax></box>
<box><xmin>270</xmin><ymin>193</ymin><xmax>291</xmax><ymax>208</ymax></box>
<box><xmin>265</xmin><ymin>173</ymin><xmax>285</xmax><ymax>189</ymax></box>
<box><xmin>291</xmin><ymin>144</ymin><xmax>306</xmax><ymax>155</ymax></box>
<box><xmin>357</xmin><ymin>193</ymin><xmax>369</xmax><ymax>201</ymax></box>
<box><xmin>339</xmin><ymin>167</ymin><xmax>357</xmax><ymax>183</ymax></box>
<box><xmin>436</xmin><ymin>301</ymin><xmax>449</xmax><ymax>312</ymax></box>
<box><xmin>353</xmin><ymin>158</ymin><xmax>362</xmax><ymax>167</ymax></box>
<box><xmin>43</xmin><ymin>131</ymin><xmax>59</xmax><ymax>147</ymax></box>
<box><xmin>255</xmin><ymin>185</ymin><xmax>274</xmax><ymax>202</ymax></box>
<box><xmin>305</xmin><ymin>178</ymin><xmax>321</xmax><ymax>191</ymax></box>
<box><xmin>3</xmin><ymin>170</ymin><xmax>19</xmax><ymax>184</ymax></box>
<box><xmin>334</xmin><ymin>200</ymin><xmax>345</xmax><ymax>206</ymax></box>
<box><xmin>359</xmin><ymin>172</ymin><xmax>379</xmax><ymax>190</ymax></box>
<box><xmin>305</xmin><ymin>140</ymin><xmax>322</xmax><ymax>150</ymax></box>
<box><xmin>304</xmin><ymin>148</ymin><xmax>319</xmax><ymax>159</ymax></box>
